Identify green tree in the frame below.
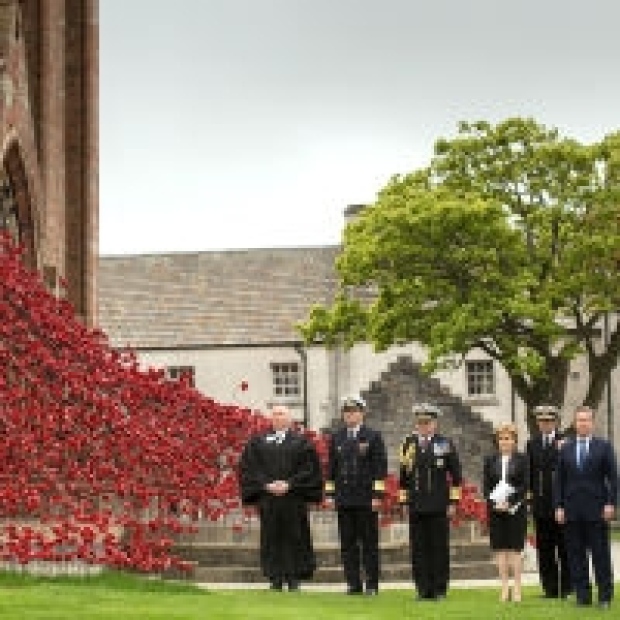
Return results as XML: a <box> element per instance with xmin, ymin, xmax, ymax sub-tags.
<box><xmin>300</xmin><ymin>118</ymin><xmax>620</xmax><ymax>419</ymax></box>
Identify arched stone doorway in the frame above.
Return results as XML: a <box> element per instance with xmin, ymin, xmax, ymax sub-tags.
<box><xmin>0</xmin><ymin>140</ymin><xmax>37</xmax><ymax>270</ymax></box>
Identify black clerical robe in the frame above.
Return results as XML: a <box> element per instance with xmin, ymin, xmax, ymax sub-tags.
<box><xmin>239</xmin><ymin>430</ymin><xmax>323</xmax><ymax>581</ymax></box>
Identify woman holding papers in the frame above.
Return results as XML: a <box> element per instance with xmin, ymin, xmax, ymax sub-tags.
<box><xmin>483</xmin><ymin>423</ymin><xmax>529</xmax><ymax>603</ymax></box>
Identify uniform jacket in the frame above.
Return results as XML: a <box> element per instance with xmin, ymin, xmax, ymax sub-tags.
<box><xmin>553</xmin><ymin>436</ymin><xmax>618</xmax><ymax>521</ymax></box>
<box><xmin>324</xmin><ymin>424</ymin><xmax>388</xmax><ymax>508</ymax></box>
<box><xmin>526</xmin><ymin>431</ymin><xmax>566</xmax><ymax>518</ymax></box>
<box><xmin>483</xmin><ymin>451</ymin><xmax>529</xmax><ymax>511</ymax></box>
<box><xmin>399</xmin><ymin>433</ymin><xmax>462</xmax><ymax>514</ymax></box>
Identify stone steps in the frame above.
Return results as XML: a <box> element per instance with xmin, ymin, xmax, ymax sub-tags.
<box><xmin>185</xmin><ymin>560</ymin><xmax>498</xmax><ymax>584</ymax></box>
<box><xmin>174</xmin><ymin>517</ymin><xmax>485</xmax><ymax>546</ymax></box>
<box><xmin>170</xmin><ymin>537</ymin><xmax>498</xmax><ymax>583</ymax></box>
<box><xmin>175</xmin><ymin>541</ymin><xmax>492</xmax><ymax>567</ymax></box>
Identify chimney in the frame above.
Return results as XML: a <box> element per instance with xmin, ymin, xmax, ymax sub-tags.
<box><xmin>343</xmin><ymin>204</ymin><xmax>367</xmax><ymax>225</ymax></box>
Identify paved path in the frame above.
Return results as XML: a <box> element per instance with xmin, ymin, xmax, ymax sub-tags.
<box><xmin>195</xmin><ymin>542</ymin><xmax>620</xmax><ymax>591</ymax></box>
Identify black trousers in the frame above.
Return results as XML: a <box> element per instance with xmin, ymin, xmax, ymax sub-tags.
<box><xmin>534</xmin><ymin>516</ymin><xmax>571</xmax><ymax>597</ymax></box>
<box><xmin>336</xmin><ymin>506</ymin><xmax>379</xmax><ymax>590</ymax></box>
<box><xmin>564</xmin><ymin>519</ymin><xmax>613</xmax><ymax>604</ymax></box>
<box><xmin>409</xmin><ymin>512</ymin><xmax>449</xmax><ymax>598</ymax></box>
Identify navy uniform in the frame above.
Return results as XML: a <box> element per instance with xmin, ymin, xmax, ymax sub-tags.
<box><xmin>325</xmin><ymin>396</ymin><xmax>388</xmax><ymax>595</ymax></box>
<box><xmin>525</xmin><ymin>405</ymin><xmax>571</xmax><ymax>598</ymax></box>
<box><xmin>399</xmin><ymin>403</ymin><xmax>462</xmax><ymax>600</ymax></box>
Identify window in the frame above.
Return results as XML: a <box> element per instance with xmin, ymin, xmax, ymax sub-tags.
<box><xmin>166</xmin><ymin>365</ymin><xmax>195</xmax><ymax>387</ymax></box>
<box><xmin>466</xmin><ymin>360</ymin><xmax>495</xmax><ymax>396</ymax></box>
<box><xmin>271</xmin><ymin>362</ymin><xmax>300</xmax><ymax>397</ymax></box>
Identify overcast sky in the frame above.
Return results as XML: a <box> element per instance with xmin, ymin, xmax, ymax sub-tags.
<box><xmin>100</xmin><ymin>0</ymin><xmax>620</xmax><ymax>255</ymax></box>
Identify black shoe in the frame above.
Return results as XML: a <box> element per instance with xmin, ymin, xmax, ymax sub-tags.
<box><xmin>575</xmin><ymin>599</ymin><xmax>592</xmax><ymax>607</ymax></box>
<box><xmin>287</xmin><ymin>580</ymin><xmax>299</xmax><ymax>592</ymax></box>
<box><xmin>270</xmin><ymin>580</ymin><xmax>283</xmax><ymax>591</ymax></box>
<box><xmin>347</xmin><ymin>586</ymin><xmax>363</xmax><ymax>595</ymax></box>
<box><xmin>365</xmin><ymin>588</ymin><xmax>378</xmax><ymax>596</ymax></box>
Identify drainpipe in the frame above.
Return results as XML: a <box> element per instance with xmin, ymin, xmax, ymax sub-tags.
<box><xmin>604</xmin><ymin>313</ymin><xmax>614</xmax><ymax>445</ymax></box>
<box><xmin>293</xmin><ymin>343</ymin><xmax>309</xmax><ymax>429</ymax></box>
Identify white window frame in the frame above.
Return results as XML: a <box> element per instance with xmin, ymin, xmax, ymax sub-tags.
<box><xmin>271</xmin><ymin>361</ymin><xmax>301</xmax><ymax>398</ymax></box>
<box><xmin>466</xmin><ymin>359</ymin><xmax>495</xmax><ymax>396</ymax></box>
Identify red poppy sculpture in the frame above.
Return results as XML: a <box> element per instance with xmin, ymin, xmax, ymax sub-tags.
<box><xmin>0</xmin><ymin>233</ymin><xmax>487</xmax><ymax>574</ymax></box>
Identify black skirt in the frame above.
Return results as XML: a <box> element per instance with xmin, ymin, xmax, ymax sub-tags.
<box><xmin>488</xmin><ymin>504</ymin><xmax>527</xmax><ymax>551</ymax></box>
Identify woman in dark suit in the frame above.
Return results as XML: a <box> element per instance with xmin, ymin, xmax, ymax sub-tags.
<box><xmin>483</xmin><ymin>423</ymin><xmax>529</xmax><ymax>602</ymax></box>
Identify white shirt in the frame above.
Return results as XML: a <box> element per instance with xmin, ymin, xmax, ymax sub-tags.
<box><xmin>347</xmin><ymin>425</ymin><xmax>361</xmax><ymax>438</ymax></box>
<box><xmin>576</xmin><ymin>435</ymin><xmax>591</xmax><ymax>456</ymax></box>
<box><xmin>500</xmin><ymin>455</ymin><xmax>510</xmax><ymax>481</ymax></box>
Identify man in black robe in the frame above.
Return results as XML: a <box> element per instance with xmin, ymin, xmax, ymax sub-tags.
<box><xmin>239</xmin><ymin>405</ymin><xmax>323</xmax><ymax>591</ymax></box>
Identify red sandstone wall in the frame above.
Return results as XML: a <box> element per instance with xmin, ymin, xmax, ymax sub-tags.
<box><xmin>1</xmin><ymin>0</ymin><xmax>98</xmax><ymax>325</ymax></box>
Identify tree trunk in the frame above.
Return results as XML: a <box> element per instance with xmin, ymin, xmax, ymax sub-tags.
<box><xmin>508</xmin><ymin>356</ymin><xmax>569</xmax><ymax>436</ymax></box>
<box><xmin>584</xmin><ymin>316</ymin><xmax>619</xmax><ymax>411</ymax></box>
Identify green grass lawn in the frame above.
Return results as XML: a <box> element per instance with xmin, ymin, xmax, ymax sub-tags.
<box><xmin>0</xmin><ymin>571</ymin><xmax>616</xmax><ymax>619</ymax></box>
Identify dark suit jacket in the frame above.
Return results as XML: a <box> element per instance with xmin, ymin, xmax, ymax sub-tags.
<box><xmin>526</xmin><ymin>431</ymin><xmax>566</xmax><ymax>518</ymax></box>
<box><xmin>553</xmin><ymin>436</ymin><xmax>618</xmax><ymax>521</ymax></box>
<box><xmin>325</xmin><ymin>424</ymin><xmax>388</xmax><ymax>508</ymax></box>
<box><xmin>483</xmin><ymin>452</ymin><xmax>529</xmax><ymax>510</ymax></box>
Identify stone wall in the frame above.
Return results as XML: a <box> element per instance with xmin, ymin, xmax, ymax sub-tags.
<box><xmin>359</xmin><ymin>355</ymin><xmax>497</xmax><ymax>487</ymax></box>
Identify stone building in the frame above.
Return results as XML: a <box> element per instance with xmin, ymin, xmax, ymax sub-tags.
<box><xmin>98</xmin><ymin>243</ymin><xmax>619</xmax><ymax>466</ymax></box>
<box><xmin>0</xmin><ymin>0</ymin><xmax>98</xmax><ymax>325</ymax></box>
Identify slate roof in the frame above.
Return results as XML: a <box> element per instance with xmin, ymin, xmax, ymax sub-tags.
<box><xmin>97</xmin><ymin>247</ymin><xmax>341</xmax><ymax>349</ymax></box>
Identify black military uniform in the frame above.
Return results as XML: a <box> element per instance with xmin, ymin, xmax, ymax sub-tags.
<box><xmin>325</xmin><ymin>396</ymin><xmax>388</xmax><ymax>595</ymax></box>
<box><xmin>525</xmin><ymin>405</ymin><xmax>571</xmax><ymax>598</ymax></box>
<box><xmin>399</xmin><ymin>403</ymin><xmax>462</xmax><ymax>600</ymax></box>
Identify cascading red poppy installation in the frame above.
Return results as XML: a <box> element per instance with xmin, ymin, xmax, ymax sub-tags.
<box><xmin>0</xmin><ymin>232</ymin><xmax>487</xmax><ymax>574</ymax></box>
<box><xmin>0</xmin><ymin>232</ymin><xmax>274</xmax><ymax>572</ymax></box>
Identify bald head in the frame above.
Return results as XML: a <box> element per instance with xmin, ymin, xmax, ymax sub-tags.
<box><xmin>270</xmin><ymin>405</ymin><xmax>293</xmax><ymax>432</ymax></box>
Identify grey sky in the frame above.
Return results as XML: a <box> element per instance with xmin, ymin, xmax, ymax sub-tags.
<box><xmin>100</xmin><ymin>0</ymin><xmax>620</xmax><ymax>255</ymax></box>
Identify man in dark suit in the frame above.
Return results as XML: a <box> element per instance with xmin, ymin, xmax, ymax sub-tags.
<box><xmin>324</xmin><ymin>395</ymin><xmax>388</xmax><ymax>596</ymax></box>
<box><xmin>399</xmin><ymin>403</ymin><xmax>462</xmax><ymax>601</ymax></box>
<box><xmin>526</xmin><ymin>404</ymin><xmax>571</xmax><ymax>598</ymax></box>
<box><xmin>554</xmin><ymin>405</ymin><xmax>618</xmax><ymax>609</ymax></box>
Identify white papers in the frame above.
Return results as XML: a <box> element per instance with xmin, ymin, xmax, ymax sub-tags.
<box><xmin>489</xmin><ymin>480</ymin><xmax>515</xmax><ymax>504</ymax></box>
